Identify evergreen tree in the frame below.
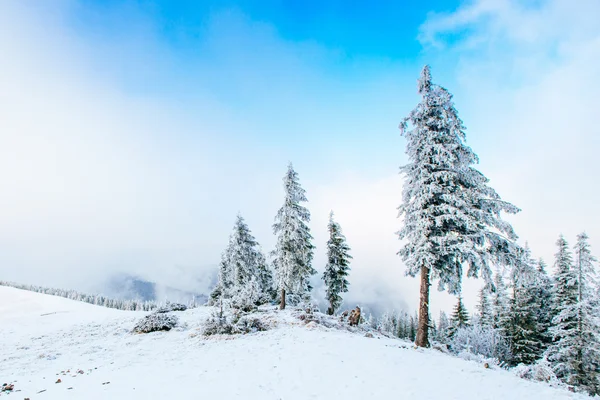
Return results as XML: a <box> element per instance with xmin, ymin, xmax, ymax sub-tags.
<box><xmin>490</xmin><ymin>268</ymin><xmax>509</xmax><ymax>332</ymax></box>
<box><xmin>572</xmin><ymin>232</ymin><xmax>600</xmax><ymax>395</ymax></box>
<box><xmin>534</xmin><ymin>258</ymin><xmax>554</xmax><ymax>352</ymax></box>
<box><xmin>322</xmin><ymin>211</ymin><xmax>352</xmax><ymax>315</ymax></box>
<box><xmin>437</xmin><ymin>311</ymin><xmax>450</xmax><ymax>343</ymax></box>
<box><xmin>209</xmin><ymin>235</ymin><xmax>234</xmax><ymax>304</ymax></box>
<box><xmin>256</xmin><ymin>255</ymin><xmax>276</xmax><ymax>302</ymax></box>
<box><xmin>272</xmin><ymin>163</ymin><xmax>315</xmax><ymax>309</ymax></box>
<box><xmin>448</xmin><ymin>296</ymin><xmax>470</xmax><ymax>337</ymax></box>
<box><xmin>397</xmin><ymin>65</ymin><xmax>520</xmax><ymax>347</ymax></box>
<box><xmin>506</xmin><ymin>245</ymin><xmax>544</xmax><ymax>366</ymax></box>
<box><xmin>546</xmin><ymin>235</ymin><xmax>582</xmax><ymax>391</ymax></box>
<box><xmin>211</xmin><ymin>215</ymin><xmax>271</xmax><ymax>308</ymax></box>
<box><xmin>476</xmin><ymin>287</ymin><xmax>493</xmax><ymax>327</ymax></box>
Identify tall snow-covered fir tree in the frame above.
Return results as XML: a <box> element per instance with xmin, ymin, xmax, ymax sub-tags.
<box><xmin>272</xmin><ymin>163</ymin><xmax>316</xmax><ymax>309</ymax></box>
<box><xmin>506</xmin><ymin>245</ymin><xmax>545</xmax><ymax>366</ymax></box>
<box><xmin>490</xmin><ymin>268</ymin><xmax>509</xmax><ymax>332</ymax></box>
<box><xmin>572</xmin><ymin>232</ymin><xmax>600</xmax><ymax>395</ymax></box>
<box><xmin>322</xmin><ymin>211</ymin><xmax>352</xmax><ymax>315</ymax></box>
<box><xmin>397</xmin><ymin>65</ymin><xmax>520</xmax><ymax>347</ymax></box>
<box><xmin>545</xmin><ymin>234</ymin><xmax>598</xmax><ymax>394</ymax></box>
<box><xmin>210</xmin><ymin>214</ymin><xmax>273</xmax><ymax>309</ymax></box>
<box><xmin>547</xmin><ymin>233</ymin><xmax>600</xmax><ymax>395</ymax></box>
<box><xmin>448</xmin><ymin>296</ymin><xmax>470</xmax><ymax>338</ymax></box>
<box><xmin>534</xmin><ymin>258</ymin><xmax>554</xmax><ymax>352</ymax></box>
<box><xmin>476</xmin><ymin>287</ymin><xmax>493</xmax><ymax>328</ymax></box>
<box><xmin>209</xmin><ymin>235</ymin><xmax>234</xmax><ymax>304</ymax></box>
<box><xmin>436</xmin><ymin>311</ymin><xmax>450</xmax><ymax>343</ymax></box>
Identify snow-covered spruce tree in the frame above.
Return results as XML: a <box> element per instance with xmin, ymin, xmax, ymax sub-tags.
<box><xmin>397</xmin><ymin>65</ymin><xmax>520</xmax><ymax>347</ymax></box>
<box><xmin>547</xmin><ymin>233</ymin><xmax>600</xmax><ymax>394</ymax></box>
<box><xmin>534</xmin><ymin>258</ymin><xmax>554</xmax><ymax>353</ymax></box>
<box><xmin>490</xmin><ymin>268</ymin><xmax>510</xmax><ymax>333</ymax></box>
<box><xmin>209</xmin><ymin>237</ymin><xmax>234</xmax><ymax>304</ymax></box>
<box><xmin>572</xmin><ymin>232</ymin><xmax>600</xmax><ymax>395</ymax></box>
<box><xmin>545</xmin><ymin>235</ymin><xmax>592</xmax><ymax>393</ymax></box>
<box><xmin>211</xmin><ymin>215</ymin><xmax>272</xmax><ymax>309</ymax></box>
<box><xmin>476</xmin><ymin>287</ymin><xmax>493</xmax><ymax>328</ymax></box>
<box><xmin>272</xmin><ymin>163</ymin><xmax>316</xmax><ymax>310</ymax></box>
<box><xmin>256</xmin><ymin>254</ymin><xmax>276</xmax><ymax>302</ymax></box>
<box><xmin>506</xmin><ymin>245</ymin><xmax>545</xmax><ymax>366</ymax></box>
<box><xmin>448</xmin><ymin>296</ymin><xmax>470</xmax><ymax>338</ymax></box>
<box><xmin>322</xmin><ymin>211</ymin><xmax>352</xmax><ymax>315</ymax></box>
<box><xmin>435</xmin><ymin>311</ymin><xmax>450</xmax><ymax>343</ymax></box>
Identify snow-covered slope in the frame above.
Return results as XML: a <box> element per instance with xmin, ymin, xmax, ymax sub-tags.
<box><xmin>0</xmin><ymin>286</ymin><xmax>586</xmax><ymax>399</ymax></box>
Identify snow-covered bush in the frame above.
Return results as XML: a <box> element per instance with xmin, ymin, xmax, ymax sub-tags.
<box><xmin>154</xmin><ymin>302</ymin><xmax>188</xmax><ymax>313</ymax></box>
<box><xmin>449</xmin><ymin>324</ymin><xmax>510</xmax><ymax>361</ymax></box>
<box><xmin>202</xmin><ymin>309</ymin><xmax>268</xmax><ymax>336</ymax></box>
<box><xmin>133</xmin><ymin>312</ymin><xmax>179</xmax><ymax>333</ymax></box>
<box><xmin>202</xmin><ymin>311</ymin><xmax>235</xmax><ymax>336</ymax></box>
<box><xmin>513</xmin><ymin>357</ymin><xmax>564</xmax><ymax>388</ymax></box>
<box><xmin>234</xmin><ymin>315</ymin><xmax>268</xmax><ymax>334</ymax></box>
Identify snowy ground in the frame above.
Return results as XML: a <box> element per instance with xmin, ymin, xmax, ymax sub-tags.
<box><xmin>0</xmin><ymin>286</ymin><xmax>587</xmax><ymax>399</ymax></box>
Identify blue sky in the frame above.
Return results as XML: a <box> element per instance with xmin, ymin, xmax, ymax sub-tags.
<box><xmin>1</xmin><ymin>0</ymin><xmax>599</xmax><ymax>315</ymax></box>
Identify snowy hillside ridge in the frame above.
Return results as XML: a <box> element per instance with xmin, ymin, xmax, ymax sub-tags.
<box><xmin>0</xmin><ymin>280</ymin><xmax>199</xmax><ymax>312</ymax></box>
<box><xmin>1</xmin><ymin>287</ymin><xmax>588</xmax><ymax>400</ymax></box>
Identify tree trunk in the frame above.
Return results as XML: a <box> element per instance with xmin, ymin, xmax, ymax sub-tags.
<box><xmin>280</xmin><ymin>288</ymin><xmax>286</xmax><ymax>310</ymax></box>
<box><xmin>415</xmin><ymin>266</ymin><xmax>431</xmax><ymax>347</ymax></box>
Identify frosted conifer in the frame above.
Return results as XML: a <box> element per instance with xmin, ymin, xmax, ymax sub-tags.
<box><xmin>448</xmin><ymin>296</ymin><xmax>470</xmax><ymax>337</ymax></box>
<box><xmin>322</xmin><ymin>211</ymin><xmax>352</xmax><ymax>315</ymax></box>
<box><xmin>272</xmin><ymin>163</ymin><xmax>315</xmax><ymax>309</ymax></box>
<box><xmin>546</xmin><ymin>235</ymin><xmax>583</xmax><ymax>391</ymax></box>
<box><xmin>211</xmin><ymin>215</ymin><xmax>272</xmax><ymax>307</ymax></box>
<box><xmin>506</xmin><ymin>245</ymin><xmax>545</xmax><ymax>366</ymax></box>
<box><xmin>476</xmin><ymin>287</ymin><xmax>493</xmax><ymax>327</ymax></box>
<box><xmin>548</xmin><ymin>233</ymin><xmax>600</xmax><ymax>394</ymax></box>
<box><xmin>397</xmin><ymin>65</ymin><xmax>520</xmax><ymax>347</ymax></box>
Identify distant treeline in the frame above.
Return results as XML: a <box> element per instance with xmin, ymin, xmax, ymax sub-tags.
<box><xmin>0</xmin><ymin>280</ymin><xmax>201</xmax><ymax>311</ymax></box>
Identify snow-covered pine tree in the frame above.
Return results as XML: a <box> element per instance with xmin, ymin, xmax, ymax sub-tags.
<box><xmin>506</xmin><ymin>245</ymin><xmax>544</xmax><ymax>366</ymax></box>
<box><xmin>569</xmin><ymin>232</ymin><xmax>600</xmax><ymax>395</ymax></box>
<box><xmin>436</xmin><ymin>311</ymin><xmax>450</xmax><ymax>343</ymax></box>
<box><xmin>211</xmin><ymin>214</ymin><xmax>272</xmax><ymax>308</ymax></box>
<box><xmin>209</xmin><ymin>237</ymin><xmax>234</xmax><ymax>304</ymax></box>
<box><xmin>272</xmin><ymin>163</ymin><xmax>316</xmax><ymax>309</ymax></box>
<box><xmin>377</xmin><ymin>311</ymin><xmax>396</xmax><ymax>335</ymax></box>
<box><xmin>397</xmin><ymin>65</ymin><xmax>520</xmax><ymax>347</ymax></box>
<box><xmin>533</xmin><ymin>258</ymin><xmax>554</xmax><ymax>353</ymax></box>
<box><xmin>448</xmin><ymin>296</ymin><xmax>470</xmax><ymax>338</ymax></box>
<box><xmin>545</xmin><ymin>235</ymin><xmax>591</xmax><ymax>392</ymax></box>
<box><xmin>256</xmin><ymin>254</ymin><xmax>276</xmax><ymax>302</ymax></box>
<box><xmin>476</xmin><ymin>287</ymin><xmax>493</xmax><ymax>328</ymax></box>
<box><xmin>490</xmin><ymin>268</ymin><xmax>509</xmax><ymax>332</ymax></box>
<box><xmin>322</xmin><ymin>211</ymin><xmax>352</xmax><ymax>315</ymax></box>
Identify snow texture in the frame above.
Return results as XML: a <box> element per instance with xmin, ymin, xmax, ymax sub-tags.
<box><xmin>0</xmin><ymin>285</ymin><xmax>589</xmax><ymax>400</ymax></box>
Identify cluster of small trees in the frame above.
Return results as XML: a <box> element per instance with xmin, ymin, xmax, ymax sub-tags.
<box><xmin>209</xmin><ymin>164</ymin><xmax>353</xmax><ymax>315</ymax></box>
<box><xmin>419</xmin><ymin>234</ymin><xmax>599</xmax><ymax>395</ymax></box>
<box><xmin>0</xmin><ymin>280</ymin><xmax>168</xmax><ymax>311</ymax></box>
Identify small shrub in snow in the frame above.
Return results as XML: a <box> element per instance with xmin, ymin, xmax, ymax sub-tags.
<box><xmin>513</xmin><ymin>358</ymin><xmax>564</xmax><ymax>388</ymax></box>
<box><xmin>202</xmin><ymin>309</ymin><xmax>268</xmax><ymax>336</ymax></box>
<box><xmin>449</xmin><ymin>324</ymin><xmax>510</xmax><ymax>361</ymax></box>
<box><xmin>235</xmin><ymin>315</ymin><xmax>267</xmax><ymax>334</ymax></box>
<box><xmin>154</xmin><ymin>302</ymin><xmax>188</xmax><ymax>313</ymax></box>
<box><xmin>133</xmin><ymin>312</ymin><xmax>178</xmax><ymax>333</ymax></box>
<box><xmin>202</xmin><ymin>311</ymin><xmax>235</xmax><ymax>336</ymax></box>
